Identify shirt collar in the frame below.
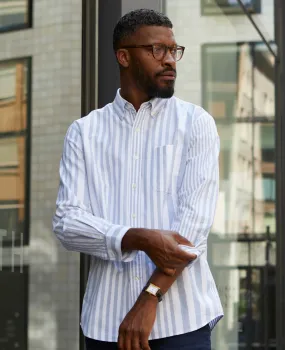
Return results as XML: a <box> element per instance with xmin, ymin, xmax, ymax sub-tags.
<box><xmin>113</xmin><ymin>89</ymin><xmax>169</xmax><ymax>120</ymax></box>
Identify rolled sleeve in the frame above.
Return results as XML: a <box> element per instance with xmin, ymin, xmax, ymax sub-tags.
<box><xmin>171</xmin><ymin>109</ymin><xmax>220</xmax><ymax>263</ymax></box>
<box><xmin>105</xmin><ymin>225</ymin><xmax>137</xmax><ymax>262</ymax></box>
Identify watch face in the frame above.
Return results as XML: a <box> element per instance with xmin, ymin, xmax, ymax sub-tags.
<box><xmin>146</xmin><ymin>283</ymin><xmax>159</xmax><ymax>296</ymax></box>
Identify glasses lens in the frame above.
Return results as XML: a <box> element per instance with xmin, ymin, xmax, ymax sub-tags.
<box><xmin>153</xmin><ymin>45</ymin><xmax>165</xmax><ymax>60</ymax></box>
<box><xmin>176</xmin><ymin>47</ymin><xmax>184</xmax><ymax>62</ymax></box>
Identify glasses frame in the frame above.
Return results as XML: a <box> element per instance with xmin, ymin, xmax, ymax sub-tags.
<box><xmin>120</xmin><ymin>44</ymin><xmax>185</xmax><ymax>62</ymax></box>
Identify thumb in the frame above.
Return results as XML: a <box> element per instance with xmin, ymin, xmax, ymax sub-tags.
<box><xmin>175</xmin><ymin>234</ymin><xmax>194</xmax><ymax>247</ymax></box>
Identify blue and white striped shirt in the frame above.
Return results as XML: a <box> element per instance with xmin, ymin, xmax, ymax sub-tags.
<box><xmin>53</xmin><ymin>89</ymin><xmax>223</xmax><ymax>342</ymax></box>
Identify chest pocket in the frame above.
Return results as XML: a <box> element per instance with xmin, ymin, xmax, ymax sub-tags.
<box><xmin>152</xmin><ymin>145</ymin><xmax>175</xmax><ymax>194</ymax></box>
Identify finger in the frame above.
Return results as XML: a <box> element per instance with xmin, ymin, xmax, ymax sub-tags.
<box><xmin>175</xmin><ymin>234</ymin><xmax>194</xmax><ymax>246</ymax></box>
<box><xmin>132</xmin><ymin>331</ymin><xmax>141</xmax><ymax>350</ymax></box>
<box><xmin>118</xmin><ymin>331</ymin><xmax>124</xmax><ymax>350</ymax></box>
<box><xmin>125</xmin><ymin>330</ymin><xmax>132</xmax><ymax>350</ymax></box>
<box><xmin>177</xmin><ymin>248</ymin><xmax>198</xmax><ymax>262</ymax></box>
<box><xmin>140</xmin><ymin>331</ymin><xmax>151</xmax><ymax>350</ymax></box>
<box><xmin>184</xmin><ymin>252</ymin><xmax>197</xmax><ymax>261</ymax></box>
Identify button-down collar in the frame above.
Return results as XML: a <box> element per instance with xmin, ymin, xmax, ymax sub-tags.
<box><xmin>113</xmin><ymin>89</ymin><xmax>168</xmax><ymax>120</ymax></box>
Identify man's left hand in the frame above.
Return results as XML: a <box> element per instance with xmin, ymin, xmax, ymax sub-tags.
<box><xmin>118</xmin><ymin>292</ymin><xmax>158</xmax><ymax>350</ymax></box>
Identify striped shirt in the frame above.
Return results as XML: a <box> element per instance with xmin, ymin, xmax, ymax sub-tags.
<box><xmin>53</xmin><ymin>89</ymin><xmax>223</xmax><ymax>342</ymax></box>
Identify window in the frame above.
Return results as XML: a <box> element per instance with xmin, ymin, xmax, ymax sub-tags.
<box><xmin>0</xmin><ymin>58</ymin><xmax>31</xmax><ymax>246</ymax></box>
<box><xmin>0</xmin><ymin>0</ymin><xmax>32</xmax><ymax>33</ymax></box>
<box><xmin>201</xmin><ymin>0</ymin><xmax>261</xmax><ymax>15</ymax></box>
<box><xmin>263</xmin><ymin>176</ymin><xmax>275</xmax><ymax>202</ymax></box>
<box><xmin>202</xmin><ymin>42</ymin><xmax>275</xmax><ymax>236</ymax></box>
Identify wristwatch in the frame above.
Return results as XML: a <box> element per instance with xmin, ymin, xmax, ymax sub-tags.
<box><xmin>143</xmin><ymin>283</ymin><xmax>163</xmax><ymax>302</ymax></box>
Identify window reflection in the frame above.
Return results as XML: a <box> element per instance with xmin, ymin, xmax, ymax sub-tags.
<box><xmin>201</xmin><ymin>0</ymin><xmax>261</xmax><ymax>15</ymax></box>
<box><xmin>204</xmin><ymin>43</ymin><xmax>275</xmax><ymax>237</ymax></box>
<box><xmin>0</xmin><ymin>59</ymin><xmax>29</xmax><ymax>245</ymax></box>
<box><xmin>0</xmin><ymin>0</ymin><xmax>30</xmax><ymax>32</ymax></box>
<box><xmin>204</xmin><ymin>42</ymin><xmax>276</xmax><ymax>348</ymax></box>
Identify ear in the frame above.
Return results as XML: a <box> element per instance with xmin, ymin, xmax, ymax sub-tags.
<box><xmin>116</xmin><ymin>49</ymin><xmax>130</xmax><ymax>68</ymax></box>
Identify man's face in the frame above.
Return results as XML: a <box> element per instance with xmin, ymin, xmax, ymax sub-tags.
<box><xmin>125</xmin><ymin>26</ymin><xmax>177</xmax><ymax>98</ymax></box>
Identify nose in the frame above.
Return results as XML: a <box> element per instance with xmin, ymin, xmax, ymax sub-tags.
<box><xmin>163</xmin><ymin>49</ymin><xmax>176</xmax><ymax>68</ymax></box>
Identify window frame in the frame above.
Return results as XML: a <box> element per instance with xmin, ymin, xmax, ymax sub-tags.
<box><xmin>0</xmin><ymin>0</ymin><xmax>33</xmax><ymax>34</ymax></box>
<box><xmin>0</xmin><ymin>57</ymin><xmax>32</xmax><ymax>247</ymax></box>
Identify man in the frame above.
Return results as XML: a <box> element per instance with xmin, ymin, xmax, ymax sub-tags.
<box><xmin>53</xmin><ymin>9</ymin><xmax>223</xmax><ymax>350</ymax></box>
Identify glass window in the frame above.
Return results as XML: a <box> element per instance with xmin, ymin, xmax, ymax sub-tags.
<box><xmin>203</xmin><ymin>42</ymin><xmax>275</xmax><ymax>237</ymax></box>
<box><xmin>0</xmin><ymin>1</ymin><xmax>82</xmax><ymax>348</ymax></box>
<box><xmin>0</xmin><ymin>0</ymin><xmax>31</xmax><ymax>32</ymax></box>
<box><xmin>0</xmin><ymin>59</ymin><xmax>30</xmax><ymax>246</ymax></box>
<box><xmin>164</xmin><ymin>0</ymin><xmax>276</xmax><ymax>348</ymax></box>
<box><xmin>201</xmin><ymin>0</ymin><xmax>261</xmax><ymax>15</ymax></box>
<box><xmin>204</xmin><ymin>42</ymin><xmax>276</xmax><ymax>347</ymax></box>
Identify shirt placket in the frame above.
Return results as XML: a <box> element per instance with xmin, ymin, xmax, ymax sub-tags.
<box><xmin>129</xmin><ymin>107</ymin><xmax>147</xmax><ymax>304</ymax></box>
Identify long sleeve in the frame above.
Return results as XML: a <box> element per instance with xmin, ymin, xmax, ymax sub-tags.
<box><xmin>172</xmin><ymin>111</ymin><xmax>220</xmax><ymax>264</ymax></box>
<box><xmin>52</xmin><ymin>121</ymin><xmax>137</xmax><ymax>262</ymax></box>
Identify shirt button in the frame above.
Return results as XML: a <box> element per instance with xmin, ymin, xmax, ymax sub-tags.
<box><xmin>132</xmin><ymin>183</ymin><xmax>137</xmax><ymax>189</ymax></box>
<box><xmin>135</xmin><ymin>128</ymin><xmax>140</xmax><ymax>133</ymax></box>
<box><xmin>135</xmin><ymin>276</ymin><xmax>140</xmax><ymax>281</ymax></box>
<box><xmin>134</xmin><ymin>155</ymin><xmax>139</xmax><ymax>160</ymax></box>
<box><xmin>132</xmin><ymin>214</ymin><xmax>136</xmax><ymax>219</ymax></box>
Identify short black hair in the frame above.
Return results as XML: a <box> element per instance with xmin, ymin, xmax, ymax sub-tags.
<box><xmin>113</xmin><ymin>9</ymin><xmax>173</xmax><ymax>52</ymax></box>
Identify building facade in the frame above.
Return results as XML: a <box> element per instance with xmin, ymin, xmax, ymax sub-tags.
<box><xmin>0</xmin><ymin>1</ymin><xmax>82</xmax><ymax>350</ymax></box>
<box><xmin>0</xmin><ymin>0</ymin><xmax>285</xmax><ymax>349</ymax></box>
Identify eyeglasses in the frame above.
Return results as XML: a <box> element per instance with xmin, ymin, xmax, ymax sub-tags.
<box><xmin>120</xmin><ymin>44</ymin><xmax>185</xmax><ymax>62</ymax></box>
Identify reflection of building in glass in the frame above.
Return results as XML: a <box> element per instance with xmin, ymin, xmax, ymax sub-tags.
<box><xmin>0</xmin><ymin>1</ymin><xmax>30</xmax><ymax>31</ymax></box>
<box><xmin>166</xmin><ymin>0</ymin><xmax>276</xmax><ymax>347</ymax></box>
<box><xmin>228</xmin><ymin>43</ymin><xmax>275</xmax><ymax>235</ymax></box>
<box><xmin>203</xmin><ymin>43</ymin><xmax>275</xmax><ymax>237</ymax></box>
<box><xmin>203</xmin><ymin>42</ymin><xmax>276</xmax><ymax>349</ymax></box>
<box><xmin>0</xmin><ymin>60</ymin><xmax>28</xmax><ymax>244</ymax></box>
<box><xmin>201</xmin><ymin>0</ymin><xmax>261</xmax><ymax>15</ymax></box>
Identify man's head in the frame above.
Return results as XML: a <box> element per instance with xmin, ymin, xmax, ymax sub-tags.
<box><xmin>113</xmin><ymin>9</ymin><xmax>184</xmax><ymax>99</ymax></box>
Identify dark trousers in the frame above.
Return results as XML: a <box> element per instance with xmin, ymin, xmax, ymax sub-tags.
<box><xmin>85</xmin><ymin>325</ymin><xmax>211</xmax><ymax>349</ymax></box>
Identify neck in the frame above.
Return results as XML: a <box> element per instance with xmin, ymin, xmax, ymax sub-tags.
<box><xmin>120</xmin><ymin>75</ymin><xmax>151</xmax><ymax>111</ymax></box>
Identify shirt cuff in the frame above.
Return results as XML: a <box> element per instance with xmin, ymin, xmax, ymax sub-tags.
<box><xmin>105</xmin><ymin>224</ymin><xmax>138</xmax><ymax>262</ymax></box>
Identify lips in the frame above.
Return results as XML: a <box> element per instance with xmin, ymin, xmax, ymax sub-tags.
<box><xmin>159</xmin><ymin>72</ymin><xmax>176</xmax><ymax>78</ymax></box>
<box><xmin>158</xmin><ymin>71</ymin><xmax>176</xmax><ymax>80</ymax></box>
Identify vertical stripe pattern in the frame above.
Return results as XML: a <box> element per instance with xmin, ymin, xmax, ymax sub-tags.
<box><xmin>53</xmin><ymin>89</ymin><xmax>223</xmax><ymax>342</ymax></box>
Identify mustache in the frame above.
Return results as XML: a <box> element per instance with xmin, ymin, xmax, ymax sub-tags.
<box><xmin>156</xmin><ymin>68</ymin><xmax>177</xmax><ymax>77</ymax></box>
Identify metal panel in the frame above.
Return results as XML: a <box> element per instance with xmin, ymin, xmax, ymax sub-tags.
<box><xmin>274</xmin><ymin>0</ymin><xmax>285</xmax><ymax>349</ymax></box>
<box><xmin>80</xmin><ymin>1</ymin><xmax>98</xmax><ymax>349</ymax></box>
<box><xmin>0</xmin><ymin>266</ymin><xmax>28</xmax><ymax>350</ymax></box>
<box><xmin>98</xmin><ymin>0</ymin><xmax>122</xmax><ymax>108</ymax></box>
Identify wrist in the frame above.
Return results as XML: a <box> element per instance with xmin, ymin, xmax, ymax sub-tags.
<box><xmin>122</xmin><ymin>228</ymin><xmax>154</xmax><ymax>252</ymax></box>
<box><xmin>138</xmin><ymin>290</ymin><xmax>159</xmax><ymax>306</ymax></box>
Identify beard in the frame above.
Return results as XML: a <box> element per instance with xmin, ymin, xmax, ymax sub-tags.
<box><xmin>132</xmin><ymin>62</ymin><xmax>175</xmax><ymax>99</ymax></box>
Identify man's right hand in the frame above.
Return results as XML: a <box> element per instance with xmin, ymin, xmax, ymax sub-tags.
<box><xmin>122</xmin><ymin>228</ymin><xmax>197</xmax><ymax>276</ymax></box>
